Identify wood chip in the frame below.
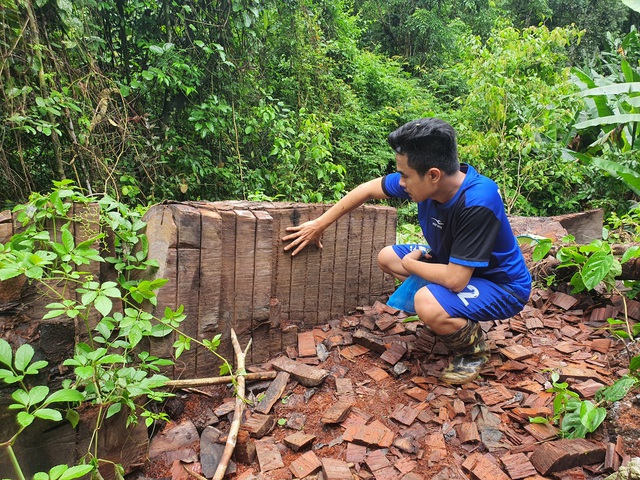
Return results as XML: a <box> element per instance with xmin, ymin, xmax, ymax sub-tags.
<box><xmin>271</xmin><ymin>356</ymin><xmax>328</xmax><ymax>387</ymax></box>
<box><xmin>254</xmin><ymin>371</ymin><xmax>290</xmax><ymax>414</ymax></box>
<box><xmin>321</xmin><ymin>458</ymin><xmax>352</xmax><ymax>480</ymax></box>
<box><xmin>500</xmin><ymin>452</ymin><xmax>538</xmax><ymax>480</ymax></box>
<box><xmin>283</xmin><ymin>431</ymin><xmax>316</xmax><ymax>452</ymax></box>
<box><xmin>297</xmin><ymin>331</ymin><xmax>317</xmax><ymax>358</ymax></box>
<box><xmin>289</xmin><ymin>450</ymin><xmax>321</xmax><ymax>478</ymax></box>
<box><xmin>255</xmin><ymin>437</ymin><xmax>284</xmax><ymax>472</ymax></box>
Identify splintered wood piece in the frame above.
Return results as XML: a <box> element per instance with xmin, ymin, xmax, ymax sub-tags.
<box><xmin>461</xmin><ymin>452</ymin><xmax>510</xmax><ymax>480</ymax></box>
<box><xmin>321</xmin><ymin>458</ymin><xmax>352</xmax><ymax>480</ymax></box>
<box><xmin>255</xmin><ymin>437</ymin><xmax>284</xmax><ymax>473</ymax></box>
<box><xmin>390</xmin><ymin>404</ymin><xmax>419</xmax><ymax>426</ymax></box>
<box><xmin>558</xmin><ymin>365</ymin><xmax>606</xmax><ymax>383</ymax></box>
<box><xmin>405</xmin><ymin>386</ymin><xmax>429</xmax><ymax>402</ymax></box>
<box><xmin>321</xmin><ymin>398</ymin><xmax>354</xmax><ymax>424</ymax></box>
<box><xmin>271</xmin><ymin>356</ymin><xmax>328</xmax><ymax>387</ymax></box>
<box><xmin>525</xmin><ymin>317</ymin><xmax>544</xmax><ymax>330</ymax></box>
<box><xmin>353</xmin><ymin>329</ymin><xmax>387</xmax><ymax>354</ymax></box>
<box><xmin>475</xmin><ymin>385</ymin><xmax>513</xmax><ymax>406</ymax></box>
<box><xmin>500</xmin><ymin>344</ymin><xmax>534</xmax><ymax>361</ymax></box>
<box><xmin>335</xmin><ymin>377</ymin><xmax>354</xmax><ymax>396</ymax></box>
<box><xmin>375</xmin><ymin>314</ymin><xmax>397</xmax><ymax>331</ymax></box>
<box><xmin>524</xmin><ymin>422</ymin><xmax>559</xmax><ymax>442</ymax></box>
<box><xmin>289</xmin><ymin>450</ymin><xmax>322</xmax><ymax>478</ymax></box>
<box><xmin>254</xmin><ymin>371</ymin><xmax>290</xmax><ymax>414</ymax></box>
<box><xmin>283</xmin><ymin>431</ymin><xmax>316</xmax><ymax>452</ymax></box>
<box><xmin>347</xmin><ymin>420</ymin><xmax>395</xmax><ymax>448</ymax></box>
<box><xmin>380</xmin><ymin>342</ymin><xmax>407</xmax><ymax>365</ymax></box>
<box><xmin>242</xmin><ymin>414</ymin><xmax>275</xmax><ymax>439</ymax></box>
<box><xmin>453</xmin><ymin>399</ymin><xmax>466</xmax><ymax>417</ymax></box>
<box><xmin>456</xmin><ymin>422</ymin><xmax>480</xmax><ymax>444</ymax></box>
<box><xmin>365</xmin><ymin>366</ymin><xmax>390</xmax><ymax>382</ymax></box>
<box><xmin>395</xmin><ymin>456</ymin><xmax>418</xmax><ymax>475</ymax></box>
<box><xmin>365</xmin><ymin>449</ymin><xmax>391</xmax><ymax>472</ymax></box>
<box><xmin>340</xmin><ymin>344</ymin><xmax>370</xmax><ymax>360</ymax></box>
<box><xmin>529</xmin><ymin>438</ymin><xmax>606</xmax><ymax>475</ymax></box>
<box><xmin>604</xmin><ymin>442</ymin><xmax>620</xmax><ymax>472</ymax></box>
<box><xmin>590</xmin><ymin>338</ymin><xmax>612</xmax><ymax>354</ymax></box>
<box><xmin>550</xmin><ymin>292</ymin><xmax>579</xmax><ymax>311</ymax></box>
<box><xmin>500</xmin><ymin>453</ymin><xmax>537</xmax><ymax>480</ymax></box>
<box><xmin>346</xmin><ymin>442</ymin><xmax>367</xmax><ymax>464</ymax></box>
<box><xmin>554</xmin><ymin>341</ymin><xmax>583</xmax><ymax>354</ymax></box>
<box><xmin>297</xmin><ymin>330</ymin><xmax>317</xmax><ymax>358</ymax></box>
<box><xmin>512</xmin><ymin>406</ymin><xmax>553</xmax><ymax>419</ymax></box>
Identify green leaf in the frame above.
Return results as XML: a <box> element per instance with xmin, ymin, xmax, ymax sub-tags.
<box><xmin>34</xmin><ymin>408</ymin><xmax>63</xmax><ymax>422</ymax></box>
<box><xmin>630</xmin><ymin>355</ymin><xmax>640</xmax><ymax>372</ymax></box>
<box><xmin>29</xmin><ymin>385</ymin><xmax>50</xmax><ymax>404</ymax></box>
<box><xmin>66</xmin><ymin>408</ymin><xmax>80</xmax><ymax>428</ymax></box>
<box><xmin>581</xmin><ymin>251</ymin><xmax>614</xmax><ymax>291</ymax></box>
<box><xmin>0</xmin><ymin>339</ymin><xmax>12</xmax><ymax>367</ymax></box>
<box><xmin>14</xmin><ymin>343</ymin><xmax>35</xmax><ymax>372</ymax></box>
<box><xmin>579</xmin><ymin>82</ymin><xmax>640</xmax><ymax>97</ymax></box>
<box><xmin>622</xmin><ymin>246</ymin><xmax>640</xmax><ymax>263</ymax></box>
<box><xmin>17</xmin><ymin>411</ymin><xmax>35</xmax><ymax>427</ymax></box>
<box><xmin>574</xmin><ymin>114</ymin><xmax>640</xmax><ymax>130</ymax></box>
<box><xmin>61</xmin><ymin>227</ymin><xmax>74</xmax><ymax>252</ymax></box>
<box><xmin>592</xmin><ymin>158</ymin><xmax>640</xmax><ymax>196</ymax></box>
<box><xmin>94</xmin><ymin>295</ymin><xmax>113</xmax><ymax>317</ymax></box>
<box><xmin>106</xmin><ymin>402</ymin><xmax>122</xmax><ymax>418</ymax></box>
<box><xmin>622</xmin><ymin>0</ymin><xmax>640</xmax><ymax>13</ymax></box>
<box><xmin>58</xmin><ymin>465</ymin><xmax>95</xmax><ymax>480</ymax></box>
<box><xmin>46</xmin><ymin>388</ymin><xmax>84</xmax><ymax>404</ymax></box>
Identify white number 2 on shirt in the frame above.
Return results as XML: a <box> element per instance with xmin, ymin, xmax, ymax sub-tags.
<box><xmin>457</xmin><ymin>284</ymin><xmax>479</xmax><ymax>306</ymax></box>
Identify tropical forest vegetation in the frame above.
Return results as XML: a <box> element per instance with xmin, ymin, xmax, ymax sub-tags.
<box><xmin>1</xmin><ymin>0</ymin><xmax>639</xmax><ymax>223</ymax></box>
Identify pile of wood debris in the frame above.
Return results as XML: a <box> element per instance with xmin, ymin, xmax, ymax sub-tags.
<box><xmin>135</xmin><ymin>288</ymin><xmax>640</xmax><ymax>480</ymax></box>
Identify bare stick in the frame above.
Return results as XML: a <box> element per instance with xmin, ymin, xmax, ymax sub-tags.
<box><xmin>212</xmin><ymin>329</ymin><xmax>252</xmax><ymax>480</ymax></box>
<box><xmin>165</xmin><ymin>370</ymin><xmax>276</xmax><ymax>388</ymax></box>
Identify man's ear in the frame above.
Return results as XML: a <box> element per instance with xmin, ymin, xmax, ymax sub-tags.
<box><xmin>428</xmin><ymin>168</ymin><xmax>442</xmax><ymax>182</ymax></box>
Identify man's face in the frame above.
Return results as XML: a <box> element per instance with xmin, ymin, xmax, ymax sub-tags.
<box><xmin>396</xmin><ymin>153</ymin><xmax>434</xmax><ymax>202</ymax></box>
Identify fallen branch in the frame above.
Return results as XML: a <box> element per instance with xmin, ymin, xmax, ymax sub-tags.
<box><xmin>165</xmin><ymin>370</ymin><xmax>276</xmax><ymax>388</ymax></box>
<box><xmin>213</xmin><ymin>329</ymin><xmax>252</xmax><ymax>480</ymax></box>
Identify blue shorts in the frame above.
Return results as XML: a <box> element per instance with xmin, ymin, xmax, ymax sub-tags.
<box><xmin>389</xmin><ymin>244</ymin><xmax>527</xmax><ymax>322</ymax></box>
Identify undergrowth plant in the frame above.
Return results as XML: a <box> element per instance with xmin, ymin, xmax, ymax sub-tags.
<box><xmin>530</xmin><ymin>228</ymin><xmax>640</xmax><ymax>438</ymax></box>
<box><xmin>0</xmin><ymin>181</ymin><xmax>232</xmax><ymax>479</ymax></box>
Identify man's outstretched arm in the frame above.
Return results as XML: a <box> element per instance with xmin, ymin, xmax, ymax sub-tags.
<box><xmin>282</xmin><ymin>178</ymin><xmax>389</xmax><ymax>256</ymax></box>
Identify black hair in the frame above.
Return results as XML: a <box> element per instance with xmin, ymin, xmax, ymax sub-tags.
<box><xmin>387</xmin><ymin>118</ymin><xmax>459</xmax><ymax>176</ymax></box>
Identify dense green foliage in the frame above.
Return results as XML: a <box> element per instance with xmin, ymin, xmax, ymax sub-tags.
<box><xmin>1</xmin><ymin>0</ymin><xmax>639</xmax><ymax>218</ymax></box>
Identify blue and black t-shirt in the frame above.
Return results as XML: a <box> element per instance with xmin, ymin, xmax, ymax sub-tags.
<box><xmin>381</xmin><ymin>164</ymin><xmax>531</xmax><ymax>302</ymax></box>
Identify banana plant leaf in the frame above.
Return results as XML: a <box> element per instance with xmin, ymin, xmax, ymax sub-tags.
<box><xmin>591</xmin><ymin>157</ymin><xmax>640</xmax><ymax>196</ymax></box>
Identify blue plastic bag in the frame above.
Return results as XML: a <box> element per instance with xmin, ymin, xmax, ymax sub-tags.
<box><xmin>386</xmin><ymin>274</ymin><xmax>431</xmax><ymax>314</ymax></box>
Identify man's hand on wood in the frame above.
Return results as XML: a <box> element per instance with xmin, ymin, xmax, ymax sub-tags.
<box><xmin>282</xmin><ymin>220</ymin><xmax>324</xmax><ymax>256</ymax></box>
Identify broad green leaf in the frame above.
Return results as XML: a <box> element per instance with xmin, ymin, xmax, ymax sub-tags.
<box><xmin>34</xmin><ymin>408</ymin><xmax>63</xmax><ymax>422</ymax></box>
<box><xmin>622</xmin><ymin>0</ymin><xmax>640</xmax><ymax>13</ymax></box>
<box><xmin>66</xmin><ymin>408</ymin><xmax>80</xmax><ymax>428</ymax></box>
<box><xmin>592</xmin><ymin>158</ymin><xmax>640</xmax><ymax>196</ymax></box>
<box><xmin>17</xmin><ymin>411</ymin><xmax>35</xmax><ymax>427</ymax></box>
<box><xmin>630</xmin><ymin>355</ymin><xmax>640</xmax><ymax>372</ymax></box>
<box><xmin>33</xmin><ymin>473</ymin><xmax>49</xmax><ymax>480</ymax></box>
<box><xmin>622</xmin><ymin>246</ymin><xmax>640</xmax><ymax>263</ymax></box>
<box><xmin>0</xmin><ymin>339</ymin><xmax>12</xmax><ymax>367</ymax></box>
<box><xmin>46</xmin><ymin>388</ymin><xmax>84</xmax><ymax>404</ymax></box>
<box><xmin>12</xmin><ymin>388</ymin><xmax>30</xmax><ymax>406</ymax></box>
<box><xmin>94</xmin><ymin>295</ymin><xmax>113</xmax><ymax>317</ymax></box>
<box><xmin>574</xmin><ymin>113</ymin><xmax>640</xmax><ymax>129</ymax></box>
<box><xmin>14</xmin><ymin>343</ymin><xmax>35</xmax><ymax>372</ymax></box>
<box><xmin>599</xmin><ymin>376</ymin><xmax>637</xmax><ymax>402</ymax></box>
<box><xmin>25</xmin><ymin>359</ymin><xmax>48</xmax><ymax>374</ymax></box>
<box><xmin>29</xmin><ymin>385</ymin><xmax>50</xmax><ymax>404</ymax></box>
<box><xmin>106</xmin><ymin>402</ymin><xmax>122</xmax><ymax>418</ymax></box>
<box><xmin>49</xmin><ymin>464</ymin><xmax>69</xmax><ymax>479</ymax></box>
<box><xmin>579</xmin><ymin>82</ymin><xmax>640</xmax><ymax>97</ymax></box>
<box><xmin>61</xmin><ymin>227</ymin><xmax>74</xmax><ymax>252</ymax></box>
<box><xmin>0</xmin><ymin>267</ymin><xmax>23</xmax><ymax>280</ymax></box>
<box><xmin>581</xmin><ymin>251</ymin><xmax>613</xmax><ymax>291</ymax></box>
<box><xmin>58</xmin><ymin>465</ymin><xmax>94</xmax><ymax>480</ymax></box>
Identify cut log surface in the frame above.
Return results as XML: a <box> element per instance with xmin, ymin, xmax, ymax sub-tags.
<box><xmin>529</xmin><ymin>438</ymin><xmax>606</xmax><ymax>475</ymax></box>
